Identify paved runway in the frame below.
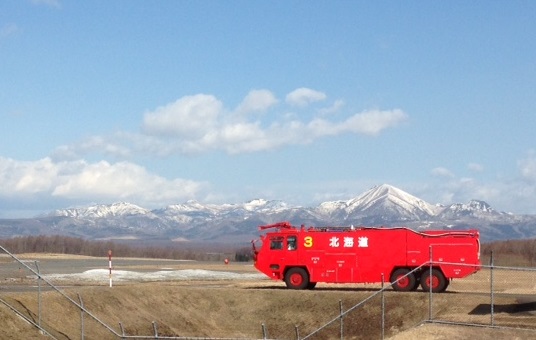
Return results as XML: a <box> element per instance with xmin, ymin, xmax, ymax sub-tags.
<box><xmin>0</xmin><ymin>254</ymin><xmax>233</xmax><ymax>292</ymax></box>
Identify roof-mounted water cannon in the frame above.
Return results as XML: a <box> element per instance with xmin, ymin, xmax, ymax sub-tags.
<box><xmin>258</xmin><ymin>221</ymin><xmax>293</xmax><ymax>231</ymax></box>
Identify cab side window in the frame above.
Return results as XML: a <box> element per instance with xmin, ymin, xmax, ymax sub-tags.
<box><xmin>287</xmin><ymin>236</ymin><xmax>297</xmax><ymax>251</ymax></box>
<box><xmin>270</xmin><ymin>236</ymin><xmax>283</xmax><ymax>250</ymax></box>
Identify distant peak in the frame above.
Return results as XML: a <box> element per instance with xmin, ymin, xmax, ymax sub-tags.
<box><xmin>344</xmin><ymin>183</ymin><xmax>440</xmax><ymax>218</ymax></box>
<box><xmin>359</xmin><ymin>184</ymin><xmax>408</xmax><ymax>200</ymax></box>
<box><xmin>468</xmin><ymin>200</ymin><xmax>491</xmax><ymax>208</ymax></box>
<box><xmin>246</xmin><ymin>198</ymin><xmax>267</xmax><ymax>205</ymax></box>
<box><xmin>368</xmin><ymin>184</ymin><xmax>399</xmax><ymax>193</ymax></box>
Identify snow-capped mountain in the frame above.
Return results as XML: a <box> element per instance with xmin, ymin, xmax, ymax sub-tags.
<box><xmin>3</xmin><ymin>184</ymin><xmax>536</xmax><ymax>242</ymax></box>
<box><xmin>53</xmin><ymin>202</ymin><xmax>154</xmax><ymax>218</ymax></box>
<box><xmin>243</xmin><ymin>199</ymin><xmax>289</xmax><ymax>212</ymax></box>
<box><xmin>439</xmin><ymin>200</ymin><xmax>498</xmax><ymax>219</ymax></box>
<box><xmin>318</xmin><ymin>184</ymin><xmax>441</xmax><ymax>223</ymax></box>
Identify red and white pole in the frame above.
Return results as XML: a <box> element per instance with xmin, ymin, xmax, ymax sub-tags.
<box><xmin>108</xmin><ymin>250</ymin><xmax>113</xmax><ymax>288</ymax></box>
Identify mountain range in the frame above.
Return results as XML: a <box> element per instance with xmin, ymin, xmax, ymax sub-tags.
<box><xmin>1</xmin><ymin>184</ymin><xmax>535</xmax><ymax>244</ymax></box>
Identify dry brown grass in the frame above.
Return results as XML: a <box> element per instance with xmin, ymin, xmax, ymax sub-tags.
<box><xmin>1</xmin><ymin>256</ymin><xmax>536</xmax><ymax>339</ymax></box>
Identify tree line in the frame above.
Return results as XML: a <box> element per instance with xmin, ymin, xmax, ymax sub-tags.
<box><xmin>0</xmin><ymin>235</ymin><xmax>253</xmax><ymax>262</ymax></box>
<box><xmin>481</xmin><ymin>238</ymin><xmax>536</xmax><ymax>266</ymax></box>
<box><xmin>2</xmin><ymin>234</ymin><xmax>535</xmax><ymax>266</ymax></box>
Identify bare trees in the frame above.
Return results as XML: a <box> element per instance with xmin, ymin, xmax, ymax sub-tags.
<box><xmin>482</xmin><ymin>238</ymin><xmax>536</xmax><ymax>266</ymax></box>
<box><xmin>0</xmin><ymin>235</ymin><xmax>251</xmax><ymax>262</ymax></box>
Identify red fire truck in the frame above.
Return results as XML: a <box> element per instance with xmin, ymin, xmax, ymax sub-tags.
<box><xmin>252</xmin><ymin>222</ymin><xmax>481</xmax><ymax>292</ymax></box>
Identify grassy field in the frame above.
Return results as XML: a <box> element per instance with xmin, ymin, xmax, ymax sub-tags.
<box><xmin>1</xmin><ymin>255</ymin><xmax>536</xmax><ymax>339</ymax></box>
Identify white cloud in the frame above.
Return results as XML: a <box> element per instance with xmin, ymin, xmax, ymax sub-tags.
<box><xmin>420</xmin><ymin>153</ymin><xmax>536</xmax><ymax>213</ymax></box>
<box><xmin>0</xmin><ymin>157</ymin><xmax>205</xmax><ymax>207</ymax></box>
<box><xmin>286</xmin><ymin>88</ymin><xmax>327</xmax><ymax>107</ymax></box>
<box><xmin>431</xmin><ymin>167</ymin><xmax>455</xmax><ymax>178</ymax></box>
<box><xmin>467</xmin><ymin>163</ymin><xmax>484</xmax><ymax>172</ymax></box>
<box><xmin>519</xmin><ymin>150</ymin><xmax>536</xmax><ymax>182</ymax></box>
<box><xmin>142</xmin><ymin>94</ymin><xmax>223</xmax><ymax>137</ymax></box>
<box><xmin>319</xmin><ymin>99</ymin><xmax>345</xmax><ymax>115</ymax></box>
<box><xmin>51</xmin><ymin>89</ymin><xmax>408</xmax><ymax>160</ymax></box>
<box><xmin>134</xmin><ymin>91</ymin><xmax>408</xmax><ymax>155</ymax></box>
<box><xmin>300</xmin><ymin>109</ymin><xmax>407</xmax><ymax>138</ymax></box>
<box><xmin>0</xmin><ymin>157</ymin><xmax>57</xmax><ymax>194</ymax></box>
<box><xmin>213</xmin><ymin>108</ymin><xmax>407</xmax><ymax>153</ymax></box>
<box><xmin>234</xmin><ymin>89</ymin><xmax>278</xmax><ymax>115</ymax></box>
<box><xmin>52</xmin><ymin>135</ymin><xmax>131</xmax><ymax>160</ymax></box>
<box><xmin>338</xmin><ymin>109</ymin><xmax>408</xmax><ymax>136</ymax></box>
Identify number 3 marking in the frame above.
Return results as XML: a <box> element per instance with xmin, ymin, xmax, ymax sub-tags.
<box><xmin>304</xmin><ymin>236</ymin><xmax>313</xmax><ymax>248</ymax></box>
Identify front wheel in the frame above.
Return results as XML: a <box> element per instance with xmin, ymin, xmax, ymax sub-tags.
<box><xmin>420</xmin><ymin>269</ymin><xmax>447</xmax><ymax>293</ymax></box>
<box><xmin>285</xmin><ymin>267</ymin><xmax>309</xmax><ymax>290</ymax></box>
<box><xmin>390</xmin><ymin>268</ymin><xmax>416</xmax><ymax>292</ymax></box>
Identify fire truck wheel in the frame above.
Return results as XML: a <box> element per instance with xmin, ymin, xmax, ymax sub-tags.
<box><xmin>390</xmin><ymin>268</ymin><xmax>416</xmax><ymax>292</ymax></box>
<box><xmin>285</xmin><ymin>267</ymin><xmax>310</xmax><ymax>290</ymax></box>
<box><xmin>420</xmin><ymin>269</ymin><xmax>447</xmax><ymax>293</ymax></box>
<box><xmin>411</xmin><ymin>278</ymin><xmax>420</xmax><ymax>291</ymax></box>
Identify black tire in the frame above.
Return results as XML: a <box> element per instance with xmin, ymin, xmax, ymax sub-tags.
<box><xmin>306</xmin><ymin>282</ymin><xmax>317</xmax><ymax>290</ymax></box>
<box><xmin>285</xmin><ymin>267</ymin><xmax>309</xmax><ymax>290</ymax></box>
<box><xmin>420</xmin><ymin>269</ymin><xmax>447</xmax><ymax>293</ymax></box>
<box><xmin>411</xmin><ymin>277</ymin><xmax>420</xmax><ymax>291</ymax></box>
<box><xmin>442</xmin><ymin>278</ymin><xmax>450</xmax><ymax>292</ymax></box>
<box><xmin>390</xmin><ymin>268</ymin><xmax>416</xmax><ymax>292</ymax></box>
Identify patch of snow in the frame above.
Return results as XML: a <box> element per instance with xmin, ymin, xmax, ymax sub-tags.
<box><xmin>41</xmin><ymin>269</ymin><xmax>267</xmax><ymax>282</ymax></box>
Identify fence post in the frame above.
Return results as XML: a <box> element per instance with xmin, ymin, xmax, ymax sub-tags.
<box><xmin>78</xmin><ymin>294</ymin><xmax>85</xmax><ymax>340</ymax></box>
<box><xmin>262</xmin><ymin>323</ymin><xmax>267</xmax><ymax>339</ymax></box>
<box><xmin>119</xmin><ymin>322</ymin><xmax>125</xmax><ymax>338</ymax></box>
<box><xmin>339</xmin><ymin>299</ymin><xmax>343</xmax><ymax>340</ymax></box>
<box><xmin>295</xmin><ymin>325</ymin><xmax>300</xmax><ymax>340</ymax></box>
<box><xmin>152</xmin><ymin>321</ymin><xmax>158</xmax><ymax>338</ymax></box>
<box><xmin>490</xmin><ymin>250</ymin><xmax>494</xmax><ymax>326</ymax></box>
<box><xmin>381</xmin><ymin>273</ymin><xmax>385</xmax><ymax>340</ymax></box>
<box><xmin>428</xmin><ymin>245</ymin><xmax>433</xmax><ymax>321</ymax></box>
<box><xmin>108</xmin><ymin>250</ymin><xmax>113</xmax><ymax>288</ymax></box>
<box><xmin>34</xmin><ymin>261</ymin><xmax>41</xmax><ymax>329</ymax></box>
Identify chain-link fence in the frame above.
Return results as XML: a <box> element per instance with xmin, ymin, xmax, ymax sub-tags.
<box><xmin>0</xmin><ymin>245</ymin><xmax>124</xmax><ymax>339</ymax></box>
<box><xmin>258</xmin><ymin>252</ymin><xmax>536</xmax><ymax>339</ymax></box>
<box><xmin>2</xmin><ymin>245</ymin><xmax>536</xmax><ymax>339</ymax></box>
<box><xmin>428</xmin><ymin>253</ymin><xmax>536</xmax><ymax>330</ymax></box>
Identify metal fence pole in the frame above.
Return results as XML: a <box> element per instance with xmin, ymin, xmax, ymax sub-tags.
<box><xmin>381</xmin><ymin>273</ymin><xmax>385</xmax><ymax>340</ymax></box>
<box><xmin>339</xmin><ymin>299</ymin><xmax>343</xmax><ymax>340</ymax></box>
<box><xmin>262</xmin><ymin>323</ymin><xmax>267</xmax><ymax>339</ymax></box>
<box><xmin>295</xmin><ymin>325</ymin><xmax>300</xmax><ymax>340</ymax></box>
<box><xmin>428</xmin><ymin>245</ymin><xmax>433</xmax><ymax>321</ymax></box>
<box><xmin>490</xmin><ymin>250</ymin><xmax>494</xmax><ymax>326</ymax></box>
<box><xmin>152</xmin><ymin>321</ymin><xmax>158</xmax><ymax>338</ymax></box>
<box><xmin>78</xmin><ymin>294</ymin><xmax>85</xmax><ymax>340</ymax></box>
<box><xmin>34</xmin><ymin>261</ymin><xmax>41</xmax><ymax>329</ymax></box>
<box><xmin>119</xmin><ymin>322</ymin><xmax>125</xmax><ymax>339</ymax></box>
<box><xmin>0</xmin><ymin>245</ymin><xmax>122</xmax><ymax>337</ymax></box>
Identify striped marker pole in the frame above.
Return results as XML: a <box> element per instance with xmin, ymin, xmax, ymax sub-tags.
<box><xmin>108</xmin><ymin>250</ymin><xmax>113</xmax><ymax>288</ymax></box>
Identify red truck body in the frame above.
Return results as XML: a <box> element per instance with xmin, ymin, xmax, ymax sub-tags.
<box><xmin>252</xmin><ymin>222</ymin><xmax>481</xmax><ymax>292</ymax></box>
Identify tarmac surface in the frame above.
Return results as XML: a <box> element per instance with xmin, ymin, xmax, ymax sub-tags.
<box><xmin>0</xmin><ymin>254</ymin><xmax>247</xmax><ymax>292</ymax></box>
<box><xmin>1</xmin><ymin>255</ymin><xmax>192</xmax><ymax>275</ymax></box>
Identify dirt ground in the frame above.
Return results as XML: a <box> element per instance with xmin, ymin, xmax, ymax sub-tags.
<box><xmin>1</xmin><ymin>255</ymin><xmax>536</xmax><ymax>339</ymax></box>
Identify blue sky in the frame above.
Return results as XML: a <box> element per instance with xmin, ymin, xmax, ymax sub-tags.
<box><xmin>1</xmin><ymin>1</ymin><xmax>535</xmax><ymax>217</ymax></box>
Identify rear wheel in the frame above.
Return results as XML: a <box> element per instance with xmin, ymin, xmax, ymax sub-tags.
<box><xmin>411</xmin><ymin>277</ymin><xmax>420</xmax><ymax>291</ymax></box>
<box><xmin>420</xmin><ymin>269</ymin><xmax>447</xmax><ymax>293</ymax></box>
<box><xmin>285</xmin><ymin>267</ymin><xmax>309</xmax><ymax>290</ymax></box>
<box><xmin>390</xmin><ymin>268</ymin><xmax>416</xmax><ymax>292</ymax></box>
<box><xmin>443</xmin><ymin>278</ymin><xmax>450</xmax><ymax>291</ymax></box>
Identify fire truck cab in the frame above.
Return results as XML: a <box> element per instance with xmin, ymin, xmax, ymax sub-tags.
<box><xmin>252</xmin><ymin>222</ymin><xmax>481</xmax><ymax>292</ymax></box>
